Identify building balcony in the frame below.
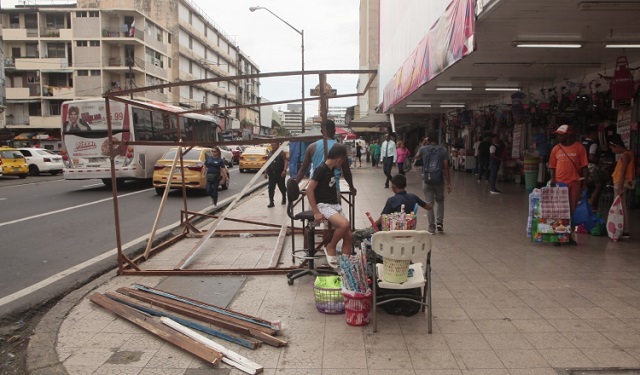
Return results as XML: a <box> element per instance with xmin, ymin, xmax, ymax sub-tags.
<box><xmin>15</xmin><ymin>57</ymin><xmax>69</xmax><ymax>70</ymax></box>
<box><xmin>43</xmin><ymin>86</ymin><xmax>74</xmax><ymax>99</ymax></box>
<box><xmin>6</xmin><ymin>87</ymin><xmax>31</xmax><ymax>99</ymax></box>
<box><xmin>1</xmin><ymin>27</ymin><xmax>38</xmax><ymax>40</ymax></box>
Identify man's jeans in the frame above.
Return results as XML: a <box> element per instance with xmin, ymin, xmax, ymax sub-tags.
<box><xmin>489</xmin><ymin>160</ymin><xmax>501</xmax><ymax>191</ymax></box>
<box><xmin>422</xmin><ymin>181</ymin><xmax>445</xmax><ymax>231</ymax></box>
<box><xmin>382</xmin><ymin>156</ymin><xmax>394</xmax><ymax>186</ymax></box>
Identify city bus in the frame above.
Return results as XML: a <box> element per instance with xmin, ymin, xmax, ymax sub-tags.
<box><xmin>60</xmin><ymin>98</ymin><xmax>221</xmax><ymax>188</ymax></box>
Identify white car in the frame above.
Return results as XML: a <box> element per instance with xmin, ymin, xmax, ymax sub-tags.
<box><xmin>217</xmin><ymin>145</ymin><xmax>234</xmax><ymax>167</ymax></box>
<box><xmin>18</xmin><ymin>148</ymin><xmax>64</xmax><ymax>176</ymax></box>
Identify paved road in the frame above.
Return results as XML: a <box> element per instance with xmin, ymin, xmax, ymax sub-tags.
<box><xmin>0</xmin><ymin>167</ymin><xmax>263</xmax><ymax>316</ymax></box>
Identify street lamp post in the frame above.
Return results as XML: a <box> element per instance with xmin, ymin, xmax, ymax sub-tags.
<box><xmin>249</xmin><ymin>6</ymin><xmax>305</xmax><ymax>133</ymax></box>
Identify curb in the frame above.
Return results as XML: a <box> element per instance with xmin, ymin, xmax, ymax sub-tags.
<box><xmin>25</xmin><ymin>180</ymin><xmax>268</xmax><ymax>375</ymax></box>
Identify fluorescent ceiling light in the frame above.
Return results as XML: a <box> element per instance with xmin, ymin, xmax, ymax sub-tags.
<box><xmin>440</xmin><ymin>104</ymin><xmax>466</xmax><ymax>108</ymax></box>
<box><xmin>474</xmin><ymin>62</ymin><xmax>533</xmax><ymax>67</ymax></box>
<box><xmin>436</xmin><ymin>87</ymin><xmax>472</xmax><ymax>91</ymax></box>
<box><xmin>544</xmin><ymin>62</ymin><xmax>601</xmax><ymax>68</ymax></box>
<box><xmin>406</xmin><ymin>104</ymin><xmax>432</xmax><ymax>108</ymax></box>
<box><xmin>513</xmin><ymin>42</ymin><xmax>583</xmax><ymax>48</ymax></box>
<box><xmin>485</xmin><ymin>87</ymin><xmax>520</xmax><ymax>91</ymax></box>
<box><xmin>605</xmin><ymin>43</ymin><xmax>640</xmax><ymax>48</ymax></box>
<box><xmin>579</xmin><ymin>1</ymin><xmax>640</xmax><ymax>11</ymax></box>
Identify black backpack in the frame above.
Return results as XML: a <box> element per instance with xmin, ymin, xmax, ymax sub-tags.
<box><xmin>422</xmin><ymin>145</ymin><xmax>444</xmax><ymax>184</ymax></box>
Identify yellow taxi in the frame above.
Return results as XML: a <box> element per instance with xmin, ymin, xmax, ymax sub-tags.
<box><xmin>0</xmin><ymin>146</ymin><xmax>29</xmax><ymax>179</ymax></box>
<box><xmin>152</xmin><ymin>147</ymin><xmax>229</xmax><ymax>195</ymax></box>
<box><xmin>239</xmin><ymin>146</ymin><xmax>270</xmax><ymax>173</ymax></box>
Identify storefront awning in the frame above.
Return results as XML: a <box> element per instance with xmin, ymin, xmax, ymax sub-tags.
<box><xmin>349</xmin><ymin>113</ymin><xmax>390</xmax><ymax>128</ymax></box>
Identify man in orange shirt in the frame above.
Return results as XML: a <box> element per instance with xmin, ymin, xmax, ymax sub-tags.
<box><xmin>549</xmin><ymin>124</ymin><xmax>588</xmax><ymax>245</ymax></box>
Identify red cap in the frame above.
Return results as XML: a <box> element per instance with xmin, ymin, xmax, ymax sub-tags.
<box><xmin>554</xmin><ymin>124</ymin><xmax>572</xmax><ymax>134</ymax></box>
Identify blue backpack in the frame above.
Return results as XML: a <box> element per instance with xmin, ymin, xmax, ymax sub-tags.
<box><xmin>422</xmin><ymin>145</ymin><xmax>444</xmax><ymax>185</ymax></box>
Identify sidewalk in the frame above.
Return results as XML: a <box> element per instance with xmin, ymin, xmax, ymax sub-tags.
<box><xmin>28</xmin><ymin>165</ymin><xmax>640</xmax><ymax>375</ymax></box>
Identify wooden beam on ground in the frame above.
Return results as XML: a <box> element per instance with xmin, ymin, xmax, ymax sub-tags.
<box><xmin>134</xmin><ymin>284</ymin><xmax>279</xmax><ymax>330</ymax></box>
<box><xmin>161</xmin><ymin>317</ymin><xmax>264</xmax><ymax>374</ymax></box>
<box><xmin>116</xmin><ymin>288</ymin><xmax>286</xmax><ymax>347</ymax></box>
<box><xmin>182</xmin><ymin>220</ymin><xmax>204</xmax><ymax>237</ymax></box>
<box><xmin>268</xmin><ymin>222</ymin><xmax>289</xmax><ymax>269</ymax></box>
<box><xmin>89</xmin><ymin>293</ymin><xmax>223</xmax><ymax>365</ymax></box>
<box><xmin>105</xmin><ymin>292</ymin><xmax>261</xmax><ymax>350</ymax></box>
<box><xmin>211</xmin><ymin>229</ymin><xmax>286</xmax><ymax>237</ymax></box>
<box><xmin>120</xmin><ymin>268</ymin><xmax>295</xmax><ymax>276</ymax></box>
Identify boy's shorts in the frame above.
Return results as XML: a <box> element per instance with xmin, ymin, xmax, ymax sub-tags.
<box><xmin>317</xmin><ymin>203</ymin><xmax>344</xmax><ymax>220</ymax></box>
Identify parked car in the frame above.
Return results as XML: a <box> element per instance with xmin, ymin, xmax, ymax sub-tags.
<box><xmin>227</xmin><ymin>145</ymin><xmax>244</xmax><ymax>164</ymax></box>
<box><xmin>152</xmin><ymin>147</ymin><xmax>229</xmax><ymax>195</ymax></box>
<box><xmin>217</xmin><ymin>145</ymin><xmax>234</xmax><ymax>167</ymax></box>
<box><xmin>0</xmin><ymin>146</ymin><xmax>29</xmax><ymax>179</ymax></box>
<box><xmin>18</xmin><ymin>147</ymin><xmax>64</xmax><ymax>176</ymax></box>
<box><xmin>239</xmin><ymin>146</ymin><xmax>270</xmax><ymax>173</ymax></box>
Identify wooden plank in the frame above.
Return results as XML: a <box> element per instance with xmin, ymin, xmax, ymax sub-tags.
<box><xmin>134</xmin><ymin>284</ymin><xmax>279</xmax><ymax>330</ymax></box>
<box><xmin>120</xmin><ymin>268</ymin><xmax>294</xmax><ymax>276</ymax></box>
<box><xmin>105</xmin><ymin>292</ymin><xmax>261</xmax><ymax>350</ymax></box>
<box><xmin>118</xmin><ymin>287</ymin><xmax>275</xmax><ymax>334</ymax></box>
<box><xmin>89</xmin><ymin>293</ymin><xmax>223</xmax><ymax>365</ymax></box>
<box><xmin>268</xmin><ymin>222</ymin><xmax>289</xmax><ymax>268</ymax></box>
<box><xmin>161</xmin><ymin>317</ymin><xmax>264</xmax><ymax>374</ymax></box>
<box><xmin>115</xmin><ymin>288</ymin><xmax>285</xmax><ymax>346</ymax></box>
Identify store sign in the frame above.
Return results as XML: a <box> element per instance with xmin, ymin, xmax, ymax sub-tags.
<box><xmin>617</xmin><ymin>108</ymin><xmax>631</xmax><ymax>149</ymax></box>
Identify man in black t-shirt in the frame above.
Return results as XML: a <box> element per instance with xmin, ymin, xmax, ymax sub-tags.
<box><xmin>306</xmin><ymin>144</ymin><xmax>353</xmax><ymax>268</ymax></box>
<box><xmin>264</xmin><ymin>142</ymin><xmax>288</xmax><ymax>208</ymax></box>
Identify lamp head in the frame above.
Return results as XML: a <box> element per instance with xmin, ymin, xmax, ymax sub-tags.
<box><xmin>249</xmin><ymin>6</ymin><xmax>262</xmax><ymax>12</ymax></box>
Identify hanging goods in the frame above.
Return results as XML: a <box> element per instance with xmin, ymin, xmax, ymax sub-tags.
<box><xmin>610</xmin><ymin>56</ymin><xmax>635</xmax><ymax>107</ymax></box>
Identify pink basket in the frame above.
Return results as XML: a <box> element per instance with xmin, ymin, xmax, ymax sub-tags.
<box><xmin>342</xmin><ymin>290</ymin><xmax>372</xmax><ymax>326</ymax></box>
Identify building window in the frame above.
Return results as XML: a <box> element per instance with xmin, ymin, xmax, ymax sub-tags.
<box><xmin>89</xmin><ymin>11</ymin><xmax>99</xmax><ymax>17</ymax></box>
<box><xmin>90</xmin><ymin>70</ymin><xmax>101</xmax><ymax>76</ymax></box>
<box><xmin>168</xmin><ymin>34</ymin><xmax>172</xmax><ymax>44</ymax></box>
<box><xmin>50</xmin><ymin>101</ymin><xmax>62</xmax><ymax>116</ymax></box>
<box><xmin>188</xmin><ymin>12</ymin><xmax>192</xmax><ymax>25</ymax></box>
<box><xmin>156</xmin><ymin>26</ymin><xmax>162</xmax><ymax>42</ymax></box>
<box><xmin>189</xmin><ymin>87</ymin><xmax>193</xmax><ymax>99</ymax></box>
<box><xmin>76</xmin><ymin>41</ymin><xmax>87</xmax><ymax>47</ymax></box>
<box><xmin>78</xmin><ymin>70</ymin><xmax>89</xmax><ymax>76</ymax></box>
<box><xmin>188</xmin><ymin>61</ymin><xmax>192</xmax><ymax>74</ymax></box>
<box><xmin>76</xmin><ymin>11</ymin><xmax>87</xmax><ymax>17</ymax></box>
<box><xmin>47</xmin><ymin>43</ymin><xmax>66</xmax><ymax>58</ymax></box>
<box><xmin>189</xmin><ymin>36</ymin><xmax>193</xmax><ymax>49</ymax></box>
<box><xmin>89</xmin><ymin>41</ymin><xmax>100</xmax><ymax>47</ymax></box>
<box><xmin>168</xmin><ymin>57</ymin><xmax>171</xmax><ymax>68</ymax></box>
<box><xmin>45</xmin><ymin>14</ymin><xmax>65</xmax><ymax>28</ymax></box>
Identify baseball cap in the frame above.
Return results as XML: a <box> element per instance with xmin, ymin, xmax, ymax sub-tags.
<box><xmin>609</xmin><ymin>134</ymin><xmax>625</xmax><ymax>148</ymax></box>
<box><xmin>554</xmin><ymin>124</ymin><xmax>572</xmax><ymax>134</ymax></box>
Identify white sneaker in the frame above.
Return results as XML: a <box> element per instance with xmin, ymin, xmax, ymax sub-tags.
<box><xmin>490</xmin><ymin>190</ymin><xmax>502</xmax><ymax>194</ymax></box>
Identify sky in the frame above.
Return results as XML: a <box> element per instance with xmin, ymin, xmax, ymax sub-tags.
<box><xmin>2</xmin><ymin>0</ymin><xmax>362</xmax><ymax>117</ymax></box>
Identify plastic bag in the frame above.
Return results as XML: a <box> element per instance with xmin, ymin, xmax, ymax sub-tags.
<box><xmin>572</xmin><ymin>191</ymin><xmax>598</xmax><ymax>232</ymax></box>
<box><xmin>590</xmin><ymin>213</ymin><xmax>606</xmax><ymax>236</ymax></box>
<box><xmin>606</xmin><ymin>195</ymin><xmax>625</xmax><ymax>241</ymax></box>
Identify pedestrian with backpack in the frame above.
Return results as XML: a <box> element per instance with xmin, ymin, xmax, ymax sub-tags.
<box><xmin>414</xmin><ymin>130</ymin><xmax>452</xmax><ymax>234</ymax></box>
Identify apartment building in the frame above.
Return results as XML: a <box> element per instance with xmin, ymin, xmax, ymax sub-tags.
<box><xmin>0</xmin><ymin>0</ymin><xmax>261</xmax><ymax>148</ymax></box>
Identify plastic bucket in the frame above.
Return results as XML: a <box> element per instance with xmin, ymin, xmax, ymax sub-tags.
<box><xmin>342</xmin><ymin>290</ymin><xmax>372</xmax><ymax>326</ymax></box>
<box><xmin>524</xmin><ymin>158</ymin><xmax>539</xmax><ymax>192</ymax></box>
<box><xmin>382</xmin><ymin>258</ymin><xmax>410</xmax><ymax>283</ymax></box>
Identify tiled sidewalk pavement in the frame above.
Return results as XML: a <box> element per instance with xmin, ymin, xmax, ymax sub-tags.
<box><xmin>40</xmin><ymin>165</ymin><xmax>640</xmax><ymax>374</ymax></box>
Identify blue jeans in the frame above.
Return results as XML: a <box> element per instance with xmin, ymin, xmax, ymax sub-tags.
<box><xmin>422</xmin><ymin>181</ymin><xmax>445</xmax><ymax>231</ymax></box>
<box><xmin>489</xmin><ymin>160</ymin><xmax>500</xmax><ymax>191</ymax></box>
<box><xmin>206</xmin><ymin>174</ymin><xmax>221</xmax><ymax>204</ymax></box>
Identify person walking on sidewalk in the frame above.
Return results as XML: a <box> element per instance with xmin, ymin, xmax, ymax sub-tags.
<box><xmin>609</xmin><ymin>134</ymin><xmax>634</xmax><ymax>239</ymax></box>
<box><xmin>380</xmin><ymin>133</ymin><xmax>396</xmax><ymax>188</ymax></box>
<box><xmin>306</xmin><ymin>144</ymin><xmax>354</xmax><ymax>268</ymax></box>
<box><xmin>295</xmin><ymin>119</ymin><xmax>356</xmax><ymax>196</ymax></box>
<box><xmin>396</xmin><ymin>141</ymin><xmax>410</xmax><ymax>175</ymax></box>
<box><xmin>549</xmin><ymin>124</ymin><xmax>588</xmax><ymax>245</ymax></box>
<box><xmin>489</xmin><ymin>134</ymin><xmax>503</xmax><ymax>194</ymax></box>
<box><xmin>264</xmin><ymin>142</ymin><xmax>288</xmax><ymax>208</ymax></box>
<box><xmin>472</xmin><ymin>136</ymin><xmax>482</xmax><ymax>175</ymax></box>
<box><xmin>477</xmin><ymin>134</ymin><xmax>491</xmax><ymax>183</ymax></box>
<box><xmin>415</xmin><ymin>130</ymin><xmax>452</xmax><ymax>234</ymax></box>
<box><xmin>355</xmin><ymin>143</ymin><xmax>362</xmax><ymax>167</ymax></box>
<box><xmin>204</xmin><ymin>147</ymin><xmax>228</xmax><ymax>207</ymax></box>
<box><xmin>370</xmin><ymin>140</ymin><xmax>380</xmax><ymax>167</ymax></box>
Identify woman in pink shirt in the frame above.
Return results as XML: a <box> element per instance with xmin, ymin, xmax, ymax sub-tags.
<box><xmin>396</xmin><ymin>141</ymin><xmax>410</xmax><ymax>175</ymax></box>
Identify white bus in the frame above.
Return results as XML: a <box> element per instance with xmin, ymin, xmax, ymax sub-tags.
<box><xmin>61</xmin><ymin>98</ymin><xmax>221</xmax><ymax>188</ymax></box>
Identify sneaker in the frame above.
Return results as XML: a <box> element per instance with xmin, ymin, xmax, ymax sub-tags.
<box><xmin>490</xmin><ymin>189</ymin><xmax>502</xmax><ymax>194</ymax></box>
<box><xmin>281</xmin><ymin>197</ymin><xmax>287</xmax><ymax>205</ymax></box>
<box><xmin>621</xmin><ymin>232</ymin><xmax>630</xmax><ymax>239</ymax></box>
<box><xmin>427</xmin><ymin>229</ymin><xmax>436</xmax><ymax>235</ymax></box>
<box><xmin>267</xmin><ymin>202</ymin><xmax>275</xmax><ymax>208</ymax></box>
<box><xmin>437</xmin><ymin>224</ymin><xmax>444</xmax><ymax>232</ymax></box>
<box><xmin>211</xmin><ymin>198</ymin><xmax>216</xmax><ymax>206</ymax></box>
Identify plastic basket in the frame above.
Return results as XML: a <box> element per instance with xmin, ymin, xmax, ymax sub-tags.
<box><xmin>314</xmin><ymin>277</ymin><xmax>345</xmax><ymax>314</ymax></box>
<box><xmin>342</xmin><ymin>290</ymin><xmax>372</xmax><ymax>326</ymax></box>
<box><xmin>382</xmin><ymin>258</ymin><xmax>410</xmax><ymax>283</ymax></box>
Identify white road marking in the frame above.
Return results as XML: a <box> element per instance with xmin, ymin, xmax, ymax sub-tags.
<box><xmin>0</xmin><ymin>188</ymin><xmax>153</xmax><ymax>228</ymax></box>
<box><xmin>0</xmin><ymin>221</ymin><xmax>176</xmax><ymax>307</ymax></box>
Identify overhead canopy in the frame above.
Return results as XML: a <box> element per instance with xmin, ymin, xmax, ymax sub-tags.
<box><xmin>349</xmin><ymin>113</ymin><xmax>390</xmax><ymax>128</ymax></box>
